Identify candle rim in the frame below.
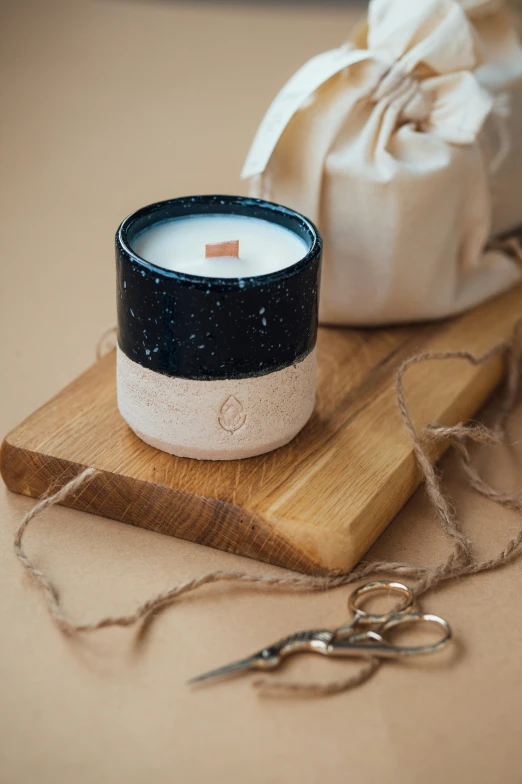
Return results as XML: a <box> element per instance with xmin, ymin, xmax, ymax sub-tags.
<box><xmin>117</xmin><ymin>194</ymin><xmax>322</xmax><ymax>291</ymax></box>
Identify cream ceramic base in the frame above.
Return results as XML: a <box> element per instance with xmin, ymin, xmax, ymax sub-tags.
<box><xmin>116</xmin><ymin>347</ymin><xmax>317</xmax><ymax>460</ymax></box>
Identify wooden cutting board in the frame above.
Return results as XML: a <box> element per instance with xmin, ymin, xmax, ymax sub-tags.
<box><xmin>2</xmin><ymin>285</ymin><xmax>521</xmax><ymax>575</ymax></box>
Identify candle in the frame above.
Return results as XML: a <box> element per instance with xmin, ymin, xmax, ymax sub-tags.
<box><xmin>132</xmin><ymin>214</ymin><xmax>309</xmax><ymax>278</ymax></box>
<box><xmin>116</xmin><ymin>195</ymin><xmax>322</xmax><ymax>460</ymax></box>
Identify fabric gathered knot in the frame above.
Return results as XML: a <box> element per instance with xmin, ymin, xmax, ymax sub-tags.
<box><xmin>241</xmin><ymin>0</ymin><xmax>511</xmax><ymax>183</ymax></box>
<box><xmin>371</xmin><ymin>62</ymin><xmax>434</xmax><ymax>124</ymax></box>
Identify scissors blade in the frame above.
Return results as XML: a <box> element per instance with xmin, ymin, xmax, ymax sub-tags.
<box><xmin>188</xmin><ymin>629</ymin><xmax>332</xmax><ymax>687</ymax></box>
<box><xmin>188</xmin><ymin>654</ymin><xmax>261</xmax><ymax>685</ymax></box>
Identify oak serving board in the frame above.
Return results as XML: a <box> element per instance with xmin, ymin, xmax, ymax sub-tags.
<box><xmin>2</xmin><ymin>285</ymin><xmax>522</xmax><ymax>575</ymax></box>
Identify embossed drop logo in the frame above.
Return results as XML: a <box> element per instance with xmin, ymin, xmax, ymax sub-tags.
<box><xmin>218</xmin><ymin>396</ymin><xmax>246</xmax><ymax>432</ymax></box>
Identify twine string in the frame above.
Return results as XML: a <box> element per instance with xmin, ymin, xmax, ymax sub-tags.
<box><xmin>95</xmin><ymin>325</ymin><xmax>118</xmax><ymax>361</ymax></box>
<box><xmin>11</xmin><ymin>315</ymin><xmax>522</xmax><ymax>697</ymax></box>
<box><xmin>253</xmin><ymin>656</ymin><xmax>382</xmax><ymax>699</ymax></box>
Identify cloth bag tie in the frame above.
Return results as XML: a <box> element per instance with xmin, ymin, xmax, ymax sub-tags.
<box><xmin>242</xmin><ymin>0</ymin><xmax>522</xmax><ymax>326</ymax></box>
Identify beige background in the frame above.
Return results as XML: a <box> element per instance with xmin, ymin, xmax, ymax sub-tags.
<box><xmin>1</xmin><ymin>1</ymin><xmax>522</xmax><ymax>782</ymax></box>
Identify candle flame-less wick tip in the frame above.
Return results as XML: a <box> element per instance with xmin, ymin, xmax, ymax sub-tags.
<box><xmin>205</xmin><ymin>240</ymin><xmax>240</xmax><ymax>259</ymax></box>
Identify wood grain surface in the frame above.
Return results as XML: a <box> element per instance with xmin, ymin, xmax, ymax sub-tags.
<box><xmin>2</xmin><ymin>284</ymin><xmax>521</xmax><ymax>575</ymax></box>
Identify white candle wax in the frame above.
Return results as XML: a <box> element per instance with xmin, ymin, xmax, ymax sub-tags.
<box><xmin>132</xmin><ymin>214</ymin><xmax>309</xmax><ymax>278</ymax></box>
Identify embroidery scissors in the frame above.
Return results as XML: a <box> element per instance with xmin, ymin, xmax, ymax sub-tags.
<box><xmin>188</xmin><ymin>581</ymin><xmax>451</xmax><ymax>686</ymax></box>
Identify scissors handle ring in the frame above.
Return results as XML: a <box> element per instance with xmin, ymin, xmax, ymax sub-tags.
<box><xmin>380</xmin><ymin>612</ymin><xmax>452</xmax><ymax>655</ymax></box>
<box><xmin>348</xmin><ymin>581</ymin><xmax>415</xmax><ymax>625</ymax></box>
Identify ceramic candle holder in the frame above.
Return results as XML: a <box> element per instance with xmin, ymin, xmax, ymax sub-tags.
<box><xmin>116</xmin><ymin>195</ymin><xmax>322</xmax><ymax>460</ymax></box>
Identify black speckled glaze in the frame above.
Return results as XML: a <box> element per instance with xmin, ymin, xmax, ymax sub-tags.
<box><xmin>116</xmin><ymin>195</ymin><xmax>322</xmax><ymax>381</ymax></box>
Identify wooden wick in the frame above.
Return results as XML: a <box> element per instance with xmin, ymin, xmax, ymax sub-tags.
<box><xmin>205</xmin><ymin>240</ymin><xmax>240</xmax><ymax>258</ymax></box>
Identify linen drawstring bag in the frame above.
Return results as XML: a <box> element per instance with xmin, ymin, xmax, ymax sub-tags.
<box><xmin>462</xmin><ymin>0</ymin><xmax>522</xmax><ymax>234</ymax></box>
<box><xmin>242</xmin><ymin>0</ymin><xmax>522</xmax><ymax>326</ymax></box>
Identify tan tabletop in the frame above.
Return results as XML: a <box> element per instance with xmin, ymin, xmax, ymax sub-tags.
<box><xmin>1</xmin><ymin>1</ymin><xmax>522</xmax><ymax>782</ymax></box>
